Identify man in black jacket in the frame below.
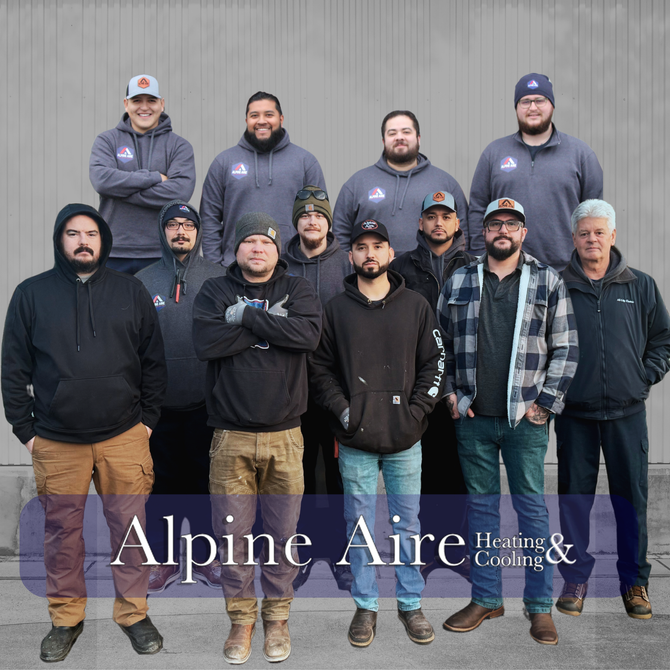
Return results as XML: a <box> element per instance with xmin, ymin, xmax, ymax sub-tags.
<box><xmin>1</xmin><ymin>204</ymin><xmax>167</xmax><ymax>662</ymax></box>
<box><xmin>555</xmin><ymin>199</ymin><xmax>670</xmax><ymax>620</ymax></box>
<box><xmin>310</xmin><ymin>220</ymin><xmax>443</xmax><ymax>648</ymax></box>
<box><xmin>193</xmin><ymin>212</ymin><xmax>321</xmax><ymax>665</ymax></box>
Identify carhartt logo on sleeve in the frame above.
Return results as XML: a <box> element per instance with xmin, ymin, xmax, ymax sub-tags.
<box><xmin>138</xmin><ymin>77</ymin><xmax>151</xmax><ymax>89</ymax></box>
<box><xmin>500</xmin><ymin>157</ymin><xmax>518</xmax><ymax>172</ymax></box>
<box><xmin>368</xmin><ymin>187</ymin><xmax>386</xmax><ymax>202</ymax></box>
<box><xmin>117</xmin><ymin>146</ymin><xmax>134</xmax><ymax>163</ymax></box>
<box><xmin>498</xmin><ymin>198</ymin><xmax>516</xmax><ymax>209</ymax></box>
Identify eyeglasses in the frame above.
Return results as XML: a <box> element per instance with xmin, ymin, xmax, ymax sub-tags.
<box><xmin>485</xmin><ymin>219</ymin><xmax>524</xmax><ymax>232</ymax></box>
<box><xmin>165</xmin><ymin>220</ymin><xmax>196</xmax><ymax>231</ymax></box>
<box><xmin>295</xmin><ymin>189</ymin><xmax>329</xmax><ymax>201</ymax></box>
<box><xmin>518</xmin><ymin>97</ymin><xmax>550</xmax><ymax>109</ymax></box>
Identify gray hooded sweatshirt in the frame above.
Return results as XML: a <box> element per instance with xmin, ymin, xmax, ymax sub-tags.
<box><xmin>136</xmin><ymin>201</ymin><xmax>225</xmax><ymax>410</ymax></box>
<box><xmin>200</xmin><ymin>130</ymin><xmax>326</xmax><ymax>267</ymax></box>
<box><xmin>332</xmin><ymin>153</ymin><xmax>469</xmax><ymax>255</ymax></box>
<box><xmin>90</xmin><ymin>113</ymin><xmax>196</xmax><ymax>259</ymax></box>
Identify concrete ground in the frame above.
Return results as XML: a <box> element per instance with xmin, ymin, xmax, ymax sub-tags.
<box><xmin>1</xmin><ymin>555</ymin><xmax>669</xmax><ymax>670</ymax></box>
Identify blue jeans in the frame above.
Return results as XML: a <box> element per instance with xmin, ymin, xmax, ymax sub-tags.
<box><xmin>338</xmin><ymin>442</ymin><xmax>423</xmax><ymax>612</ymax></box>
<box><xmin>455</xmin><ymin>416</ymin><xmax>553</xmax><ymax>614</ymax></box>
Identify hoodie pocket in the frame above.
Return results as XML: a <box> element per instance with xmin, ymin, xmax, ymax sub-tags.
<box><xmin>346</xmin><ymin>391</ymin><xmax>423</xmax><ymax>452</ymax></box>
<box><xmin>211</xmin><ymin>367</ymin><xmax>291</xmax><ymax>427</ymax></box>
<box><xmin>48</xmin><ymin>376</ymin><xmax>136</xmax><ymax>431</ymax></box>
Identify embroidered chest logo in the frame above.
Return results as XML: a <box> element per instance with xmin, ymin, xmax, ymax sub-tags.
<box><xmin>500</xmin><ymin>156</ymin><xmax>518</xmax><ymax>172</ymax></box>
<box><xmin>117</xmin><ymin>146</ymin><xmax>134</xmax><ymax>163</ymax></box>
<box><xmin>153</xmin><ymin>295</ymin><xmax>166</xmax><ymax>311</ymax></box>
<box><xmin>368</xmin><ymin>187</ymin><xmax>386</xmax><ymax>202</ymax></box>
<box><xmin>244</xmin><ymin>297</ymin><xmax>270</xmax><ymax>349</ymax></box>
<box><xmin>231</xmin><ymin>163</ymin><xmax>249</xmax><ymax>179</ymax></box>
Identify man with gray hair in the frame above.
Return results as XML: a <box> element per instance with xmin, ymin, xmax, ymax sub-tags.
<box><xmin>555</xmin><ymin>199</ymin><xmax>670</xmax><ymax>620</ymax></box>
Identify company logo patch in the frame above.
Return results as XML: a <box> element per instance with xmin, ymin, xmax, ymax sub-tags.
<box><xmin>498</xmin><ymin>198</ymin><xmax>516</xmax><ymax>209</ymax></box>
<box><xmin>179</xmin><ymin>205</ymin><xmax>190</xmax><ymax>212</ymax></box>
<box><xmin>432</xmin><ymin>191</ymin><xmax>445</xmax><ymax>202</ymax></box>
<box><xmin>267</xmin><ymin>227</ymin><xmax>276</xmax><ymax>239</ymax></box>
<box><xmin>527</xmin><ymin>80</ymin><xmax>539</xmax><ymax>89</ymax></box>
<box><xmin>117</xmin><ymin>146</ymin><xmax>134</xmax><ymax>163</ymax></box>
<box><xmin>368</xmin><ymin>187</ymin><xmax>386</xmax><ymax>202</ymax></box>
<box><xmin>153</xmin><ymin>295</ymin><xmax>166</xmax><ymax>311</ymax></box>
<box><xmin>361</xmin><ymin>221</ymin><xmax>378</xmax><ymax>230</ymax></box>
<box><xmin>231</xmin><ymin>163</ymin><xmax>249</xmax><ymax>179</ymax></box>
<box><xmin>305</xmin><ymin>204</ymin><xmax>314</xmax><ymax>212</ymax></box>
<box><xmin>392</xmin><ymin>396</ymin><xmax>401</xmax><ymax>405</ymax></box>
<box><xmin>500</xmin><ymin>156</ymin><xmax>518</xmax><ymax>172</ymax></box>
<box><xmin>138</xmin><ymin>77</ymin><xmax>151</xmax><ymax>89</ymax></box>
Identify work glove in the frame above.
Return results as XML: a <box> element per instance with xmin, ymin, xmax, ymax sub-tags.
<box><xmin>225</xmin><ymin>296</ymin><xmax>247</xmax><ymax>325</ymax></box>
<box><xmin>268</xmin><ymin>295</ymin><xmax>289</xmax><ymax>318</ymax></box>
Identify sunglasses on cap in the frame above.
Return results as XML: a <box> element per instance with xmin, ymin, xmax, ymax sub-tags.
<box><xmin>295</xmin><ymin>189</ymin><xmax>329</xmax><ymax>202</ymax></box>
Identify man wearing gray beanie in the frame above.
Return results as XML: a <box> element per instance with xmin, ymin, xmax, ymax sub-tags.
<box><xmin>193</xmin><ymin>211</ymin><xmax>322</xmax><ymax>665</ymax></box>
<box><xmin>467</xmin><ymin>73</ymin><xmax>603</xmax><ymax>272</ymax></box>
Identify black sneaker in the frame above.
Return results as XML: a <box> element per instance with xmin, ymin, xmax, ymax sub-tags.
<box><xmin>40</xmin><ymin>621</ymin><xmax>84</xmax><ymax>663</ymax></box>
<box><xmin>118</xmin><ymin>616</ymin><xmax>163</xmax><ymax>654</ymax></box>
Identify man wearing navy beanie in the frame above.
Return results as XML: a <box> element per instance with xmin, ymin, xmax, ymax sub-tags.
<box><xmin>467</xmin><ymin>73</ymin><xmax>603</xmax><ymax>272</ymax></box>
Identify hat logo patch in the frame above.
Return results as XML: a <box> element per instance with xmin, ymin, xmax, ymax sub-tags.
<box><xmin>433</xmin><ymin>192</ymin><xmax>445</xmax><ymax>202</ymax></box>
<box><xmin>527</xmin><ymin>80</ymin><xmax>539</xmax><ymax>88</ymax></box>
<box><xmin>305</xmin><ymin>204</ymin><xmax>314</xmax><ymax>212</ymax></box>
<box><xmin>231</xmin><ymin>163</ymin><xmax>249</xmax><ymax>179</ymax></box>
<box><xmin>361</xmin><ymin>221</ymin><xmax>378</xmax><ymax>230</ymax></box>
<box><xmin>152</xmin><ymin>295</ymin><xmax>166</xmax><ymax>311</ymax></box>
<box><xmin>116</xmin><ymin>146</ymin><xmax>134</xmax><ymax>163</ymax></box>
<box><xmin>500</xmin><ymin>156</ymin><xmax>518</xmax><ymax>172</ymax></box>
<box><xmin>179</xmin><ymin>205</ymin><xmax>190</xmax><ymax>212</ymax></box>
<box><xmin>498</xmin><ymin>199</ymin><xmax>516</xmax><ymax>209</ymax></box>
<box><xmin>138</xmin><ymin>77</ymin><xmax>150</xmax><ymax>89</ymax></box>
<box><xmin>368</xmin><ymin>187</ymin><xmax>386</xmax><ymax>202</ymax></box>
<box><xmin>267</xmin><ymin>227</ymin><xmax>277</xmax><ymax>239</ymax></box>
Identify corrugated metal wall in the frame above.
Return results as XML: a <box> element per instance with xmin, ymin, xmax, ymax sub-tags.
<box><xmin>0</xmin><ymin>0</ymin><xmax>668</xmax><ymax>465</ymax></box>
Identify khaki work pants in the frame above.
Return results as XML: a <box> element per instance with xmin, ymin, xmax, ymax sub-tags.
<box><xmin>209</xmin><ymin>427</ymin><xmax>304</xmax><ymax>624</ymax></box>
<box><xmin>31</xmin><ymin>423</ymin><xmax>154</xmax><ymax>627</ymax></box>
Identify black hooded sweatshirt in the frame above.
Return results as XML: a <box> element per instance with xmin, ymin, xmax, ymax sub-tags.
<box><xmin>1</xmin><ymin>203</ymin><xmax>167</xmax><ymax>445</ymax></box>
<box><xmin>309</xmin><ymin>270</ymin><xmax>444</xmax><ymax>453</ymax></box>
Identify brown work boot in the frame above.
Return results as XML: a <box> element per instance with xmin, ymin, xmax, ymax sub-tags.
<box><xmin>147</xmin><ymin>564</ymin><xmax>180</xmax><ymax>594</ymax></box>
<box><xmin>262</xmin><ymin>620</ymin><xmax>291</xmax><ymax>663</ymax></box>
<box><xmin>223</xmin><ymin>623</ymin><xmax>255</xmax><ymax>665</ymax></box>
<box><xmin>397</xmin><ymin>608</ymin><xmax>435</xmax><ymax>644</ymax></box>
<box><xmin>193</xmin><ymin>559</ymin><xmax>222</xmax><ymax>589</ymax></box>
<box><xmin>348</xmin><ymin>608</ymin><xmax>377</xmax><ymax>647</ymax></box>
<box><xmin>443</xmin><ymin>601</ymin><xmax>504</xmax><ymax>632</ymax></box>
<box><xmin>621</xmin><ymin>585</ymin><xmax>652</xmax><ymax>619</ymax></box>
<box><xmin>527</xmin><ymin>611</ymin><xmax>558</xmax><ymax>645</ymax></box>
<box><xmin>556</xmin><ymin>581</ymin><xmax>588</xmax><ymax>616</ymax></box>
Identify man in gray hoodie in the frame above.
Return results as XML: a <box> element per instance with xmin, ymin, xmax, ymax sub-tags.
<box><xmin>136</xmin><ymin>201</ymin><xmax>225</xmax><ymax>594</ymax></box>
<box><xmin>90</xmin><ymin>75</ymin><xmax>196</xmax><ymax>274</ymax></box>
<box><xmin>200</xmin><ymin>91</ymin><xmax>327</xmax><ymax>268</ymax></box>
<box><xmin>332</xmin><ymin>110</ymin><xmax>468</xmax><ymax>256</ymax></box>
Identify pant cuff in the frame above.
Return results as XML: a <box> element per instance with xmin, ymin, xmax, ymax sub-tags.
<box><xmin>472</xmin><ymin>597</ymin><xmax>503</xmax><ymax>610</ymax></box>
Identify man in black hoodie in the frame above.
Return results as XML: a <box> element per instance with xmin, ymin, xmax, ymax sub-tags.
<box><xmin>310</xmin><ymin>220</ymin><xmax>444</xmax><ymax>648</ymax></box>
<box><xmin>555</xmin><ymin>200</ymin><xmax>670</xmax><ymax>621</ymax></box>
<box><xmin>136</xmin><ymin>201</ymin><xmax>226</xmax><ymax>594</ymax></box>
<box><xmin>1</xmin><ymin>204</ymin><xmax>166</xmax><ymax>662</ymax></box>
<box><xmin>193</xmin><ymin>212</ymin><xmax>321</xmax><ymax>665</ymax></box>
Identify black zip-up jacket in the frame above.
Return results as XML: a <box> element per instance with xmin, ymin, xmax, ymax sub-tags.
<box><xmin>192</xmin><ymin>260</ymin><xmax>322</xmax><ymax>432</ymax></box>
<box><xmin>390</xmin><ymin>229</ymin><xmax>476</xmax><ymax>310</ymax></box>
<box><xmin>561</xmin><ymin>247</ymin><xmax>670</xmax><ymax>419</ymax></box>
<box><xmin>1</xmin><ymin>203</ymin><xmax>167</xmax><ymax>445</ymax></box>
<box><xmin>309</xmin><ymin>270</ymin><xmax>444</xmax><ymax>453</ymax></box>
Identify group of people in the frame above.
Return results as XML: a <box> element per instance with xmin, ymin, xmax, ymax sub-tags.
<box><xmin>1</xmin><ymin>71</ymin><xmax>669</xmax><ymax>665</ymax></box>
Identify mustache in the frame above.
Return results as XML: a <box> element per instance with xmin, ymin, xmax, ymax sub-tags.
<box><xmin>74</xmin><ymin>246</ymin><xmax>94</xmax><ymax>255</ymax></box>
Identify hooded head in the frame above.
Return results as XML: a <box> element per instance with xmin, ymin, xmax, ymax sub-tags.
<box><xmin>53</xmin><ymin>203</ymin><xmax>112</xmax><ymax>280</ymax></box>
<box><xmin>158</xmin><ymin>200</ymin><xmax>202</xmax><ymax>264</ymax></box>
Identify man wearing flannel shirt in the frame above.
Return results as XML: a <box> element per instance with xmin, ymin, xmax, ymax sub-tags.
<box><xmin>436</xmin><ymin>197</ymin><xmax>578</xmax><ymax>646</ymax></box>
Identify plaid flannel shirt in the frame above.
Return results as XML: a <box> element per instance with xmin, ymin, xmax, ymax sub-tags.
<box><xmin>436</xmin><ymin>251</ymin><xmax>579</xmax><ymax>427</ymax></box>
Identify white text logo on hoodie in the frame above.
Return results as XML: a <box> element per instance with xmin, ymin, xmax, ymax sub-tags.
<box><xmin>368</xmin><ymin>187</ymin><xmax>386</xmax><ymax>202</ymax></box>
<box><xmin>117</xmin><ymin>146</ymin><xmax>134</xmax><ymax>163</ymax></box>
<box><xmin>231</xmin><ymin>162</ymin><xmax>249</xmax><ymax>180</ymax></box>
<box><xmin>500</xmin><ymin>156</ymin><xmax>518</xmax><ymax>172</ymax></box>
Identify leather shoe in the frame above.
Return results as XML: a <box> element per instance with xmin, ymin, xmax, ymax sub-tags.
<box><xmin>348</xmin><ymin>608</ymin><xmax>377</xmax><ymax>647</ymax></box>
<box><xmin>40</xmin><ymin>621</ymin><xmax>84</xmax><ymax>662</ymax></box>
<box><xmin>443</xmin><ymin>601</ymin><xmax>504</xmax><ymax>632</ymax></box>
<box><xmin>398</xmin><ymin>608</ymin><xmax>435</xmax><ymax>644</ymax></box>
<box><xmin>193</xmin><ymin>559</ymin><xmax>222</xmax><ymax>589</ymax></box>
<box><xmin>621</xmin><ymin>584</ymin><xmax>652</xmax><ymax>619</ymax></box>
<box><xmin>223</xmin><ymin>623</ymin><xmax>255</xmax><ymax>665</ymax></box>
<box><xmin>118</xmin><ymin>616</ymin><xmax>163</xmax><ymax>654</ymax></box>
<box><xmin>148</xmin><ymin>564</ymin><xmax>180</xmax><ymax>594</ymax></box>
<box><xmin>556</xmin><ymin>581</ymin><xmax>588</xmax><ymax>616</ymax></box>
<box><xmin>263</xmin><ymin>620</ymin><xmax>291</xmax><ymax>662</ymax></box>
<box><xmin>527</xmin><ymin>611</ymin><xmax>558</xmax><ymax>645</ymax></box>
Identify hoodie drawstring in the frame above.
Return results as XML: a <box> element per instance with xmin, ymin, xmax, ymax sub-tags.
<box><xmin>254</xmin><ymin>151</ymin><xmax>260</xmax><ymax>188</ymax></box>
<box><xmin>87</xmin><ymin>282</ymin><xmax>97</xmax><ymax>338</ymax></box>
<box><xmin>390</xmin><ymin>169</ymin><xmax>414</xmax><ymax>216</ymax></box>
<box><xmin>268</xmin><ymin>150</ymin><xmax>274</xmax><ymax>185</ymax></box>
<box><xmin>147</xmin><ymin>129</ymin><xmax>156</xmax><ymax>171</ymax></box>
<box><xmin>316</xmin><ymin>255</ymin><xmax>321</xmax><ymax>298</ymax></box>
<box><xmin>169</xmin><ymin>258</ymin><xmax>187</xmax><ymax>303</ymax></box>
<box><xmin>75</xmin><ymin>280</ymin><xmax>81</xmax><ymax>352</ymax></box>
<box><xmin>132</xmin><ymin>134</ymin><xmax>141</xmax><ymax>169</ymax></box>
<box><xmin>398</xmin><ymin>170</ymin><xmax>413</xmax><ymax>211</ymax></box>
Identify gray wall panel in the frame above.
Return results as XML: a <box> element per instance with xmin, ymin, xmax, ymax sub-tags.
<box><xmin>0</xmin><ymin>0</ymin><xmax>668</xmax><ymax>465</ymax></box>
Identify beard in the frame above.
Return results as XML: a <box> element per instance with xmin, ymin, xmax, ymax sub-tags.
<box><xmin>485</xmin><ymin>235</ymin><xmax>521</xmax><ymax>261</ymax></box>
<box><xmin>353</xmin><ymin>258</ymin><xmax>390</xmax><ymax>280</ymax></box>
<box><xmin>68</xmin><ymin>247</ymin><xmax>99</xmax><ymax>274</ymax></box>
<box><xmin>244</xmin><ymin>126</ymin><xmax>286</xmax><ymax>153</ymax></box>
<box><xmin>169</xmin><ymin>237</ymin><xmax>194</xmax><ymax>255</ymax></box>
<box><xmin>517</xmin><ymin>113</ymin><xmax>553</xmax><ymax>136</ymax></box>
<box><xmin>424</xmin><ymin>229</ymin><xmax>455</xmax><ymax>246</ymax></box>
<box><xmin>384</xmin><ymin>141</ymin><xmax>420</xmax><ymax>165</ymax></box>
<box><xmin>301</xmin><ymin>231</ymin><xmax>327</xmax><ymax>251</ymax></box>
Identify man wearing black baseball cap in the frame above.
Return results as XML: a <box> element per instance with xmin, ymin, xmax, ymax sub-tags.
<box><xmin>310</xmin><ymin>220</ymin><xmax>444</xmax><ymax>648</ymax></box>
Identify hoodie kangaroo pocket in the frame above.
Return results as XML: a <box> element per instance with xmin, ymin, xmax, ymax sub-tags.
<box><xmin>48</xmin><ymin>376</ymin><xmax>135</xmax><ymax>431</ymax></box>
<box><xmin>212</xmin><ymin>367</ymin><xmax>291</xmax><ymax>427</ymax></box>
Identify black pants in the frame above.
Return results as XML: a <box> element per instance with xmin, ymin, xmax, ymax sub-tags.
<box><xmin>146</xmin><ymin>405</ymin><xmax>214</xmax><ymax>563</ymax></box>
<box><xmin>300</xmin><ymin>399</ymin><xmax>343</xmax><ymax>495</ymax></box>
<box><xmin>555</xmin><ymin>410</ymin><xmax>650</xmax><ymax>587</ymax></box>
